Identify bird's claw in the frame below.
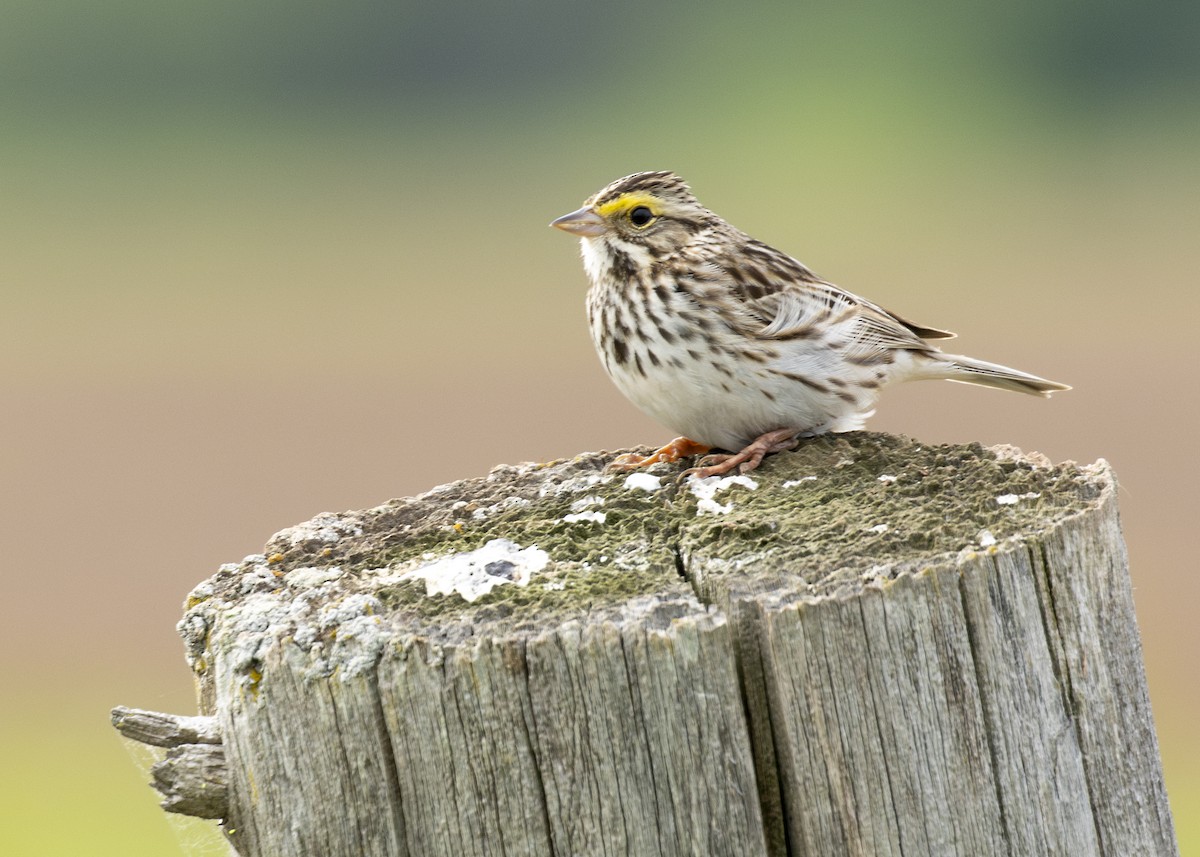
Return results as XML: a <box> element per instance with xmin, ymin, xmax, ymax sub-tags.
<box><xmin>678</xmin><ymin>429</ymin><xmax>800</xmax><ymax>480</ymax></box>
<box><xmin>607</xmin><ymin>437</ymin><xmax>711</xmax><ymax>472</ymax></box>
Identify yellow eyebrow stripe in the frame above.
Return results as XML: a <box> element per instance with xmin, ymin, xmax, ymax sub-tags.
<box><xmin>595</xmin><ymin>192</ymin><xmax>660</xmax><ymax>219</ymax></box>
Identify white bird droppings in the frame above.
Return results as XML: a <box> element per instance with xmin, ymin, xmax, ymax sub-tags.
<box><xmin>869</xmin><ymin>524</ymin><xmax>889</xmax><ymax>534</ymax></box>
<box><xmin>978</xmin><ymin>530</ymin><xmax>997</xmax><ymax>547</ymax></box>
<box><xmin>782</xmin><ymin>476</ymin><xmax>818</xmax><ymax>488</ymax></box>
<box><xmin>623</xmin><ymin>472</ymin><xmax>663</xmax><ymax>493</ymax></box>
<box><xmin>996</xmin><ymin>492</ymin><xmax>1041</xmax><ymax>506</ymax></box>
<box><xmin>688</xmin><ymin>474</ymin><xmax>759</xmax><ymax>516</ymax></box>
<box><xmin>562</xmin><ymin>510</ymin><xmax>607</xmax><ymax>524</ymax></box>
<box><xmin>401</xmin><ymin>538</ymin><xmax>549</xmax><ymax>602</ymax></box>
<box><xmin>877</xmin><ymin>474</ymin><xmax>897</xmax><ymax>484</ymax></box>
<box><xmin>568</xmin><ymin>495</ymin><xmax>605</xmax><ymax>513</ymax></box>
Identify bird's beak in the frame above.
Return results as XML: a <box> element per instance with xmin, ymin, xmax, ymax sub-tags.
<box><xmin>550</xmin><ymin>206</ymin><xmax>606</xmax><ymax>238</ymax></box>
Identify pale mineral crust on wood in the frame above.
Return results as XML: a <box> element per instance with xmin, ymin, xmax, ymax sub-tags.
<box><xmin>161</xmin><ymin>432</ymin><xmax>1176</xmax><ymax>857</ymax></box>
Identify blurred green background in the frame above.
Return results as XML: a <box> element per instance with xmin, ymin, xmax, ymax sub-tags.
<box><xmin>2</xmin><ymin>2</ymin><xmax>1197</xmax><ymax>853</ymax></box>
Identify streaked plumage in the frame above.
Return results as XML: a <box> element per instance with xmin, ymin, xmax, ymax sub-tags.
<box><xmin>552</xmin><ymin>171</ymin><xmax>1068</xmax><ymax>475</ymax></box>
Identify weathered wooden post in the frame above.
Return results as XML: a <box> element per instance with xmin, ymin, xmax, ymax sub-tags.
<box><xmin>113</xmin><ymin>432</ymin><xmax>1178</xmax><ymax>856</ymax></box>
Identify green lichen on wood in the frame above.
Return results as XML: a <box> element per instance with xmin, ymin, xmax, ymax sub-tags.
<box><xmin>674</xmin><ymin>433</ymin><xmax>1103</xmax><ymax>603</ymax></box>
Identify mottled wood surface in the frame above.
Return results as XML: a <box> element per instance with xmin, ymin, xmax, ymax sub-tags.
<box><xmin>115</xmin><ymin>433</ymin><xmax>1178</xmax><ymax>856</ymax></box>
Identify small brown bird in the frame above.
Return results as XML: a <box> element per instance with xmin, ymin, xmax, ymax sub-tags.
<box><xmin>552</xmin><ymin>171</ymin><xmax>1068</xmax><ymax>477</ymax></box>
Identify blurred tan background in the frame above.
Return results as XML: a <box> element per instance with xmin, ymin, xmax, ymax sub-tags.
<box><xmin>2</xmin><ymin>2</ymin><xmax>1197</xmax><ymax>853</ymax></box>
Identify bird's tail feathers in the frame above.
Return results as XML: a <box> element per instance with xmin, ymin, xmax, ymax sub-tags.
<box><xmin>928</xmin><ymin>354</ymin><xmax>1071</xmax><ymax>398</ymax></box>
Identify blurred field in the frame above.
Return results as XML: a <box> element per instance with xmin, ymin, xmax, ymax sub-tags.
<box><xmin>2</xmin><ymin>3</ymin><xmax>1198</xmax><ymax>854</ymax></box>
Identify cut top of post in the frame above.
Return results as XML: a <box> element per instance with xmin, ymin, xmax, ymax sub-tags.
<box><xmin>178</xmin><ymin>432</ymin><xmax>1110</xmax><ymax>700</ymax></box>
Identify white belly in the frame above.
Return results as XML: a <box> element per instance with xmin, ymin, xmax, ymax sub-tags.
<box><xmin>597</xmin><ymin>334</ymin><xmax>878</xmax><ymax>450</ymax></box>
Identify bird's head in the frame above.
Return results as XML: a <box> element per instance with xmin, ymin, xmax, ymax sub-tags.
<box><xmin>551</xmin><ymin>171</ymin><xmax>711</xmax><ymax>261</ymax></box>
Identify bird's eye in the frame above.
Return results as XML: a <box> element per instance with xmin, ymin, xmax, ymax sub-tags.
<box><xmin>628</xmin><ymin>205</ymin><xmax>655</xmax><ymax>227</ymax></box>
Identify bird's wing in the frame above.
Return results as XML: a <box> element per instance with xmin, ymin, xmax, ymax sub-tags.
<box><xmin>756</xmin><ymin>284</ymin><xmax>938</xmax><ymax>359</ymax></box>
<box><xmin>758</xmin><ymin>272</ymin><xmax>954</xmax><ymax>336</ymax></box>
<box><xmin>734</xmin><ymin>252</ymin><xmax>956</xmax><ymax>340</ymax></box>
<box><xmin>685</xmin><ymin>237</ymin><xmax>956</xmax><ymax>348</ymax></box>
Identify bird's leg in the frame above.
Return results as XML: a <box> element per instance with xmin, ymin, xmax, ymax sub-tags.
<box><xmin>681</xmin><ymin>428</ymin><xmax>800</xmax><ymax>479</ymax></box>
<box><xmin>608</xmin><ymin>437</ymin><xmax>712</xmax><ymax>471</ymax></box>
